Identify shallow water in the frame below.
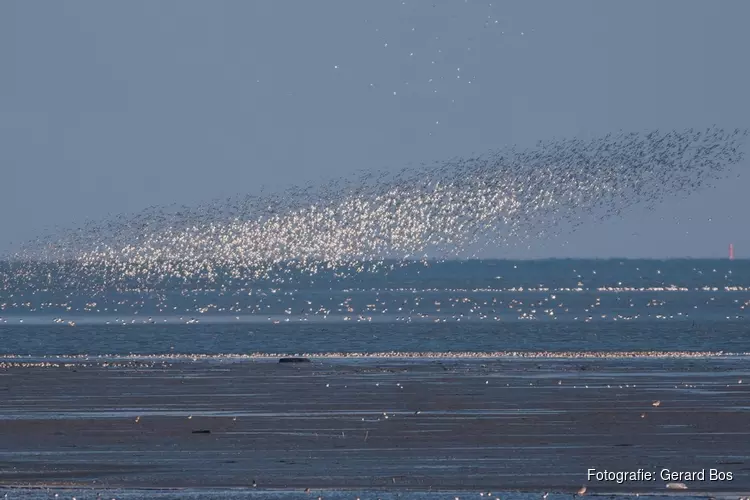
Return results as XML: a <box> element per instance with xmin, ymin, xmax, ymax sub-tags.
<box><xmin>1</xmin><ymin>358</ymin><xmax>748</xmax><ymax>493</ymax></box>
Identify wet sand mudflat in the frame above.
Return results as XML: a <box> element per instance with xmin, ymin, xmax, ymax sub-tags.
<box><xmin>0</xmin><ymin>357</ymin><xmax>749</xmax><ymax>494</ymax></box>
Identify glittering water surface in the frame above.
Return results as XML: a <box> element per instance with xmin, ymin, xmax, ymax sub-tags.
<box><xmin>1</xmin><ymin>259</ymin><xmax>750</xmax><ymax>356</ymax></box>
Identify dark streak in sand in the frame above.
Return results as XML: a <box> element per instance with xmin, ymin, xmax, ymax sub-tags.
<box><xmin>0</xmin><ymin>357</ymin><xmax>749</xmax><ymax>493</ymax></box>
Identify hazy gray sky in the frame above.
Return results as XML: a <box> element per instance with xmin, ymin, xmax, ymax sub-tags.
<box><xmin>1</xmin><ymin>0</ymin><xmax>748</xmax><ymax>258</ymax></box>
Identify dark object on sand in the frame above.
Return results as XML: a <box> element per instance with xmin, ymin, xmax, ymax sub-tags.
<box><xmin>192</xmin><ymin>429</ymin><xmax>211</xmax><ymax>434</ymax></box>
<box><xmin>279</xmin><ymin>357</ymin><xmax>311</xmax><ymax>363</ymax></box>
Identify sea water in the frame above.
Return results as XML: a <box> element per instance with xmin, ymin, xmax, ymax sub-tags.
<box><xmin>1</xmin><ymin>259</ymin><xmax>749</xmax><ymax>356</ymax></box>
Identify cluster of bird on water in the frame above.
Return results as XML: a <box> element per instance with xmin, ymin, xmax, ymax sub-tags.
<box><xmin>1</xmin><ymin>127</ymin><xmax>747</xmax><ymax>291</ymax></box>
<box><xmin>0</xmin><ymin>350</ymin><xmax>746</xmax><ymax>367</ymax></box>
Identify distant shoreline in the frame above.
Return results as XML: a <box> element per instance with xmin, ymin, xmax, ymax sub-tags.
<box><xmin>2</xmin><ymin>257</ymin><xmax>750</xmax><ymax>264</ymax></box>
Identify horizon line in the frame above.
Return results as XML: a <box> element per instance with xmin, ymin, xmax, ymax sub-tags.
<box><xmin>0</xmin><ymin>256</ymin><xmax>747</xmax><ymax>264</ymax></box>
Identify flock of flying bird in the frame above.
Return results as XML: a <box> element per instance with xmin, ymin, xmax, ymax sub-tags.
<box><xmin>2</xmin><ymin>127</ymin><xmax>747</xmax><ymax>290</ymax></box>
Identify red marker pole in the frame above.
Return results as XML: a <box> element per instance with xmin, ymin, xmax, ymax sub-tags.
<box><xmin>729</xmin><ymin>243</ymin><xmax>735</xmax><ymax>260</ymax></box>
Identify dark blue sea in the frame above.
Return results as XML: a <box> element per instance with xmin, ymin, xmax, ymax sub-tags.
<box><xmin>1</xmin><ymin>259</ymin><xmax>749</xmax><ymax>356</ymax></box>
